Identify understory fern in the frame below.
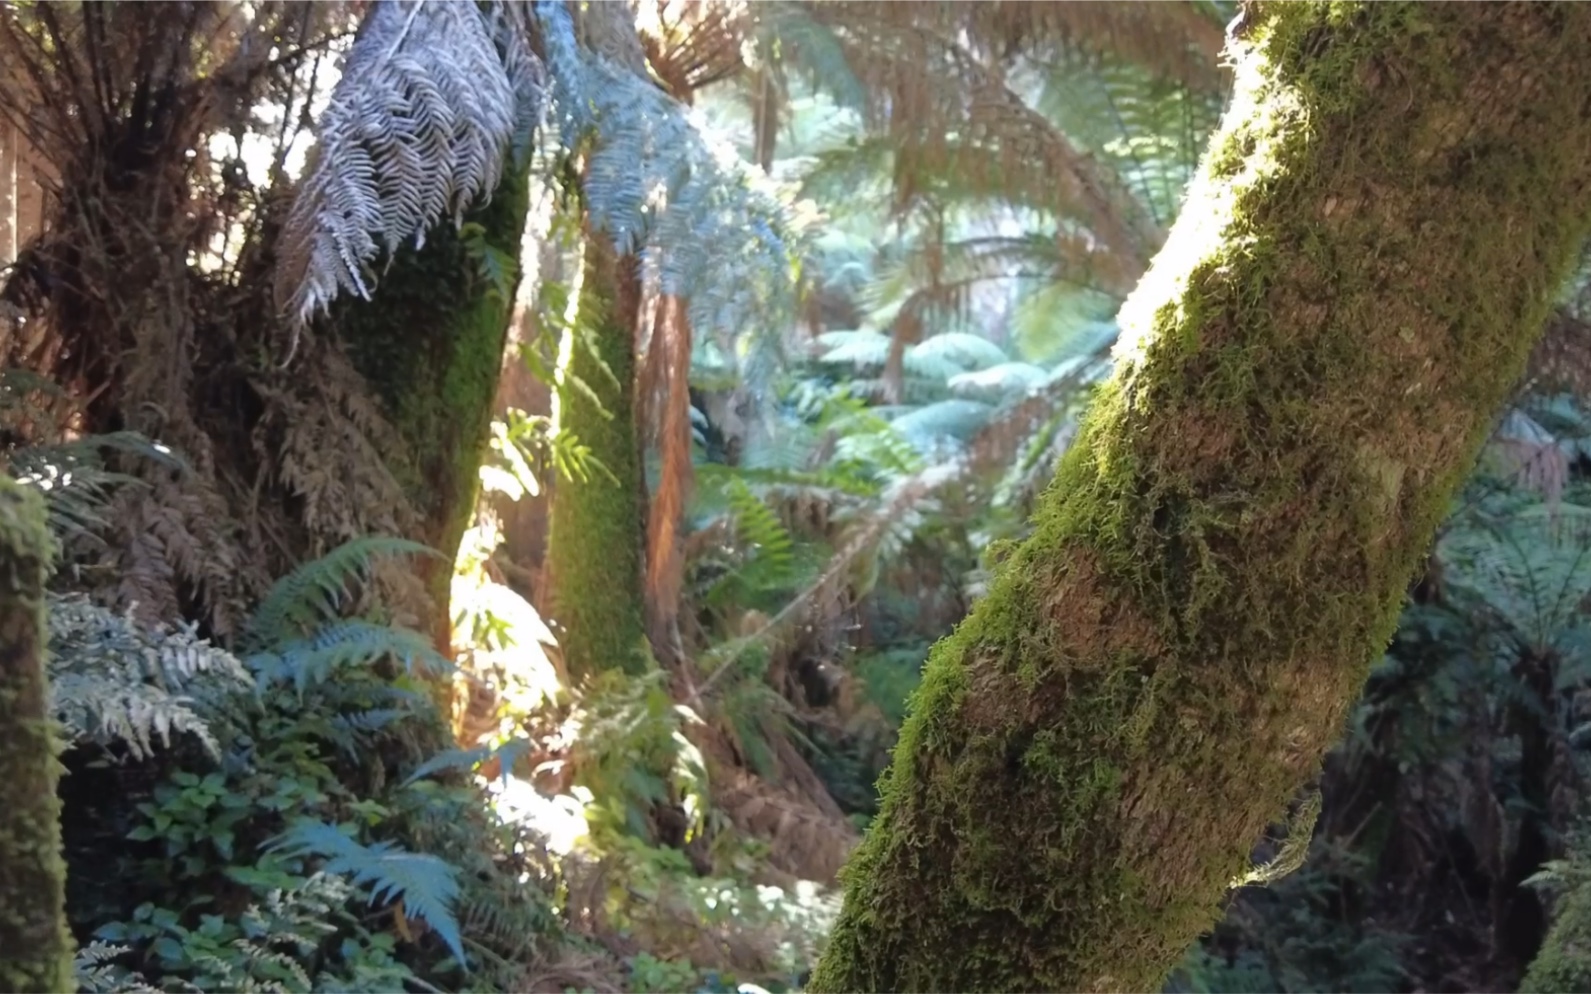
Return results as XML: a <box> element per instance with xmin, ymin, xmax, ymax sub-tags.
<box><xmin>46</xmin><ymin>594</ymin><xmax>249</xmax><ymax>760</ymax></box>
<box><xmin>265</xmin><ymin>822</ymin><xmax>466</xmax><ymax>966</ymax></box>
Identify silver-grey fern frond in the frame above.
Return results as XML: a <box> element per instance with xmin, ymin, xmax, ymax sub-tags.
<box><xmin>536</xmin><ymin>0</ymin><xmax>801</xmax><ymax>393</ymax></box>
<box><xmin>275</xmin><ymin>0</ymin><xmax>546</xmax><ymax>329</ymax></box>
<box><xmin>46</xmin><ymin>594</ymin><xmax>249</xmax><ymax>759</ymax></box>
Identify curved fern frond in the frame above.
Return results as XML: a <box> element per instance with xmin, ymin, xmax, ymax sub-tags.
<box><xmin>275</xmin><ymin>0</ymin><xmax>546</xmax><ymax>328</ymax></box>
<box><xmin>265</xmin><ymin>820</ymin><xmax>466</xmax><ymax>966</ymax></box>
<box><xmin>537</xmin><ymin>0</ymin><xmax>801</xmax><ymax>389</ymax></box>
<box><xmin>244</xmin><ymin>536</ymin><xmax>437</xmax><ymax>650</ymax></box>
<box><xmin>249</xmin><ymin>618</ymin><xmax>452</xmax><ymax>692</ymax></box>
<box><xmin>46</xmin><ymin>594</ymin><xmax>249</xmax><ymax>758</ymax></box>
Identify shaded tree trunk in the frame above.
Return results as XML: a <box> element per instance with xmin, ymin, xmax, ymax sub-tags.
<box><xmin>546</xmin><ymin>229</ymin><xmax>649</xmax><ymax>680</ymax></box>
<box><xmin>334</xmin><ymin>166</ymin><xmax>532</xmax><ymax>655</ymax></box>
<box><xmin>809</xmin><ymin>4</ymin><xmax>1591</xmax><ymax>992</ymax></box>
<box><xmin>0</xmin><ymin>477</ymin><xmax>73</xmax><ymax>992</ymax></box>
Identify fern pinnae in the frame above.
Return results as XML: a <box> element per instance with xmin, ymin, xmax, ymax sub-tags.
<box><xmin>265</xmin><ymin>820</ymin><xmax>467</xmax><ymax>967</ymax></box>
<box><xmin>244</xmin><ymin>536</ymin><xmax>437</xmax><ymax>650</ymax></box>
<box><xmin>275</xmin><ymin>0</ymin><xmax>546</xmax><ymax>329</ymax></box>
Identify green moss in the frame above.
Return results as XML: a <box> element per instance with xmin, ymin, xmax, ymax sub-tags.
<box><xmin>809</xmin><ymin>4</ymin><xmax>1591</xmax><ymax>992</ymax></box>
<box><xmin>0</xmin><ymin>477</ymin><xmax>74</xmax><ymax>992</ymax></box>
<box><xmin>1522</xmin><ymin>880</ymin><xmax>1591</xmax><ymax>994</ymax></box>
<box><xmin>545</xmin><ymin>231</ymin><xmax>649</xmax><ymax>680</ymax></box>
<box><xmin>333</xmin><ymin>161</ymin><xmax>532</xmax><ymax>645</ymax></box>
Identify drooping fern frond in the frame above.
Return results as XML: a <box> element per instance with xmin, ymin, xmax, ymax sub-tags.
<box><xmin>73</xmin><ymin>941</ymin><xmax>160</xmax><ymax>994</ymax></box>
<box><xmin>5</xmin><ymin>427</ymin><xmax>186</xmax><ymax>553</ymax></box>
<box><xmin>265</xmin><ymin>820</ymin><xmax>466</xmax><ymax>966</ymax></box>
<box><xmin>1438</xmin><ymin>500</ymin><xmax>1591</xmax><ymax>653</ymax></box>
<box><xmin>46</xmin><ymin>594</ymin><xmax>250</xmax><ymax>759</ymax></box>
<box><xmin>275</xmin><ymin>0</ymin><xmax>547</xmax><ymax>328</ymax></box>
<box><xmin>243</xmin><ymin>536</ymin><xmax>437</xmax><ymax>650</ymax></box>
<box><xmin>247</xmin><ymin>618</ymin><xmax>452</xmax><ymax>694</ymax></box>
<box><xmin>537</xmin><ymin>0</ymin><xmax>801</xmax><ymax>391</ymax></box>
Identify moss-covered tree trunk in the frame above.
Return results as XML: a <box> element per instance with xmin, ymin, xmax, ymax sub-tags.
<box><xmin>0</xmin><ymin>477</ymin><xmax>73</xmax><ymax>992</ymax></box>
<box><xmin>809</xmin><ymin>4</ymin><xmax>1591</xmax><ymax>992</ymax></box>
<box><xmin>546</xmin><ymin>229</ymin><xmax>649</xmax><ymax>681</ymax></box>
<box><xmin>334</xmin><ymin>167</ymin><xmax>532</xmax><ymax>654</ymax></box>
<box><xmin>1521</xmin><ymin>876</ymin><xmax>1591</xmax><ymax>994</ymax></box>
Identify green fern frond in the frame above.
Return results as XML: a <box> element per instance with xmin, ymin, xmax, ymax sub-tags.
<box><xmin>249</xmin><ymin>619</ymin><xmax>452</xmax><ymax>693</ymax></box>
<box><xmin>265</xmin><ymin>821</ymin><xmax>466</xmax><ymax>967</ymax></box>
<box><xmin>1439</xmin><ymin>500</ymin><xmax>1591</xmax><ymax>650</ymax></box>
<box><xmin>245</xmin><ymin>537</ymin><xmax>438</xmax><ymax>650</ymax></box>
<box><xmin>402</xmin><ymin>737</ymin><xmax>533</xmax><ymax>788</ymax></box>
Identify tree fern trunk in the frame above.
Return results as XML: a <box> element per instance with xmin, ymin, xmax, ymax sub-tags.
<box><xmin>809</xmin><ymin>4</ymin><xmax>1591</xmax><ymax>992</ymax></box>
<box><xmin>0</xmin><ymin>477</ymin><xmax>73</xmax><ymax>992</ymax></box>
<box><xmin>333</xmin><ymin>165</ymin><xmax>532</xmax><ymax>656</ymax></box>
<box><xmin>546</xmin><ymin>228</ymin><xmax>649</xmax><ymax>680</ymax></box>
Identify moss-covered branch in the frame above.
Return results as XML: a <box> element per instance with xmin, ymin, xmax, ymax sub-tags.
<box><xmin>0</xmin><ymin>477</ymin><xmax>73</xmax><ymax>992</ymax></box>
<box><xmin>546</xmin><ymin>229</ymin><xmax>649</xmax><ymax>680</ymax></box>
<box><xmin>809</xmin><ymin>4</ymin><xmax>1591</xmax><ymax>991</ymax></box>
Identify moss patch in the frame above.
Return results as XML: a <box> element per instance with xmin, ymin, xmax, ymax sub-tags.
<box><xmin>809</xmin><ymin>4</ymin><xmax>1591</xmax><ymax>991</ymax></box>
<box><xmin>545</xmin><ymin>231</ymin><xmax>650</xmax><ymax>680</ymax></box>
<box><xmin>0</xmin><ymin>476</ymin><xmax>74</xmax><ymax>992</ymax></box>
<box><xmin>333</xmin><ymin>161</ymin><xmax>532</xmax><ymax>648</ymax></box>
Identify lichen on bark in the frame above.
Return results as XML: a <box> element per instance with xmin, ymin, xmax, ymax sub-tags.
<box><xmin>546</xmin><ymin>229</ymin><xmax>650</xmax><ymax>680</ymax></box>
<box><xmin>809</xmin><ymin>4</ymin><xmax>1591</xmax><ymax>992</ymax></box>
<box><xmin>0</xmin><ymin>476</ymin><xmax>74</xmax><ymax>992</ymax></box>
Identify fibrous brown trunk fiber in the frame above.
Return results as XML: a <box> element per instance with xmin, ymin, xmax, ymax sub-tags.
<box><xmin>810</xmin><ymin>4</ymin><xmax>1591</xmax><ymax>991</ymax></box>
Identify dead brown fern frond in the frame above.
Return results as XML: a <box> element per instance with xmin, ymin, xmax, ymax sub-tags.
<box><xmin>637</xmin><ymin>0</ymin><xmax>749</xmax><ymax>103</ymax></box>
<box><xmin>716</xmin><ymin>765</ymin><xmax>857</xmax><ymax>885</ymax></box>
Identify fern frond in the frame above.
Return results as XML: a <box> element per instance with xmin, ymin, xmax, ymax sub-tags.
<box><xmin>46</xmin><ymin>594</ymin><xmax>249</xmax><ymax>759</ymax></box>
<box><xmin>249</xmin><ymin>618</ymin><xmax>451</xmax><ymax>692</ymax></box>
<box><xmin>537</xmin><ymin>0</ymin><xmax>801</xmax><ymax>388</ymax></box>
<box><xmin>265</xmin><ymin>820</ymin><xmax>466</xmax><ymax>966</ymax></box>
<box><xmin>275</xmin><ymin>0</ymin><xmax>545</xmax><ymax>328</ymax></box>
<box><xmin>244</xmin><ymin>536</ymin><xmax>437</xmax><ymax>650</ymax></box>
<box><xmin>74</xmin><ymin>940</ymin><xmax>160</xmax><ymax>994</ymax></box>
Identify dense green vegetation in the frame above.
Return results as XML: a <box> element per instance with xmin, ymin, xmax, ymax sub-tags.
<box><xmin>6</xmin><ymin>1</ymin><xmax>1591</xmax><ymax>992</ymax></box>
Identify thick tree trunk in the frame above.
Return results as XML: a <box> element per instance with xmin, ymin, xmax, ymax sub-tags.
<box><xmin>546</xmin><ymin>230</ymin><xmax>649</xmax><ymax>680</ymax></box>
<box><xmin>0</xmin><ymin>477</ymin><xmax>73</xmax><ymax>992</ymax></box>
<box><xmin>334</xmin><ymin>166</ymin><xmax>532</xmax><ymax>654</ymax></box>
<box><xmin>809</xmin><ymin>4</ymin><xmax>1591</xmax><ymax>992</ymax></box>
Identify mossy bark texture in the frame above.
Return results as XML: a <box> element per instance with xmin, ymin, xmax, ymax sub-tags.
<box><xmin>334</xmin><ymin>166</ymin><xmax>531</xmax><ymax>649</ymax></box>
<box><xmin>809</xmin><ymin>5</ymin><xmax>1591</xmax><ymax>992</ymax></box>
<box><xmin>547</xmin><ymin>230</ymin><xmax>649</xmax><ymax>680</ymax></box>
<box><xmin>1521</xmin><ymin>880</ymin><xmax>1591</xmax><ymax>994</ymax></box>
<box><xmin>0</xmin><ymin>477</ymin><xmax>73</xmax><ymax>992</ymax></box>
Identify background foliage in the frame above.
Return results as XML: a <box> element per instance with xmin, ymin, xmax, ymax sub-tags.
<box><xmin>4</xmin><ymin>0</ymin><xmax>1591</xmax><ymax>991</ymax></box>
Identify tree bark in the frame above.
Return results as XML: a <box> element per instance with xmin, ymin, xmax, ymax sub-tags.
<box><xmin>0</xmin><ymin>477</ymin><xmax>73</xmax><ymax>992</ymax></box>
<box><xmin>809</xmin><ymin>4</ymin><xmax>1591</xmax><ymax>992</ymax></box>
<box><xmin>334</xmin><ymin>165</ymin><xmax>532</xmax><ymax>655</ymax></box>
<box><xmin>546</xmin><ymin>229</ymin><xmax>650</xmax><ymax>680</ymax></box>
